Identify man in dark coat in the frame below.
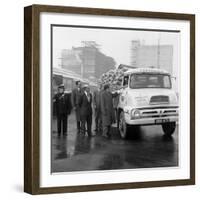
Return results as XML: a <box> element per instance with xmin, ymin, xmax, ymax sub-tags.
<box><xmin>93</xmin><ymin>84</ymin><xmax>102</xmax><ymax>134</ymax></box>
<box><xmin>79</xmin><ymin>84</ymin><xmax>93</xmax><ymax>137</ymax></box>
<box><xmin>53</xmin><ymin>84</ymin><xmax>72</xmax><ymax>136</ymax></box>
<box><xmin>71</xmin><ymin>80</ymin><xmax>82</xmax><ymax>134</ymax></box>
<box><xmin>113</xmin><ymin>94</ymin><xmax>120</xmax><ymax>124</ymax></box>
<box><xmin>100</xmin><ymin>84</ymin><xmax>118</xmax><ymax>138</ymax></box>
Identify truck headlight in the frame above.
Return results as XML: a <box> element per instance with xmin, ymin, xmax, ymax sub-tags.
<box><xmin>131</xmin><ymin>109</ymin><xmax>141</xmax><ymax>119</ymax></box>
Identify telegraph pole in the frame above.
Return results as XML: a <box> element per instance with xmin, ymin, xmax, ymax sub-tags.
<box><xmin>157</xmin><ymin>37</ymin><xmax>160</xmax><ymax>69</ymax></box>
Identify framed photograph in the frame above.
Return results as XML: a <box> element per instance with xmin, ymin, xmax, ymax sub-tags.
<box><xmin>24</xmin><ymin>4</ymin><xmax>195</xmax><ymax>194</ymax></box>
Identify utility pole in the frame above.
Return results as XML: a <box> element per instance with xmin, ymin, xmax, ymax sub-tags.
<box><xmin>157</xmin><ymin>37</ymin><xmax>160</xmax><ymax>69</ymax></box>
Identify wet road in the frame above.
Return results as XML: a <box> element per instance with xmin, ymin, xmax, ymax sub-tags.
<box><xmin>51</xmin><ymin>111</ymin><xmax>178</xmax><ymax>173</ymax></box>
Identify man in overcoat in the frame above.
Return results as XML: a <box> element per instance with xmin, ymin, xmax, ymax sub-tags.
<box><xmin>101</xmin><ymin>84</ymin><xmax>119</xmax><ymax>138</ymax></box>
<box><xmin>93</xmin><ymin>84</ymin><xmax>102</xmax><ymax>134</ymax></box>
<box><xmin>53</xmin><ymin>84</ymin><xmax>72</xmax><ymax>136</ymax></box>
<box><xmin>79</xmin><ymin>84</ymin><xmax>93</xmax><ymax>137</ymax></box>
<box><xmin>71</xmin><ymin>80</ymin><xmax>82</xmax><ymax>134</ymax></box>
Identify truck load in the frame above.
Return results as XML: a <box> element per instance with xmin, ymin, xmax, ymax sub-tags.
<box><xmin>99</xmin><ymin>64</ymin><xmax>134</xmax><ymax>91</ymax></box>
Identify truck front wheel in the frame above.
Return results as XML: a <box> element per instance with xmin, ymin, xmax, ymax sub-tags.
<box><xmin>162</xmin><ymin>122</ymin><xmax>176</xmax><ymax>136</ymax></box>
<box><xmin>119</xmin><ymin>111</ymin><xmax>129</xmax><ymax>139</ymax></box>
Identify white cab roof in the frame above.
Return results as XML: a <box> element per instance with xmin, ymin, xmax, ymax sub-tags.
<box><xmin>124</xmin><ymin>68</ymin><xmax>170</xmax><ymax>75</ymax></box>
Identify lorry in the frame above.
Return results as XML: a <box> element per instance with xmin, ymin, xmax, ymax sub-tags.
<box><xmin>116</xmin><ymin>67</ymin><xmax>179</xmax><ymax>139</ymax></box>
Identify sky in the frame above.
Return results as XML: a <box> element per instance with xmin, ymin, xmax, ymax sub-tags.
<box><xmin>52</xmin><ymin>26</ymin><xmax>180</xmax><ymax>78</ymax></box>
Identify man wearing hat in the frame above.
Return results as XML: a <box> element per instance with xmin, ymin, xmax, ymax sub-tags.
<box><xmin>100</xmin><ymin>84</ymin><xmax>118</xmax><ymax>138</ymax></box>
<box><xmin>79</xmin><ymin>84</ymin><xmax>93</xmax><ymax>137</ymax></box>
<box><xmin>53</xmin><ymin>84</ymin><xmax>72</xmax><ymax>136</ymax></box>
<box><xmin>71</xmin><ymin>80</ymin><xmax>82</xmax><ymax>134</ymax></box>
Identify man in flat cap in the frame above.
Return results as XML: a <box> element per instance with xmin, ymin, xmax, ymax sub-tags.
<box><xmin>79</xmin><ymin>84</ymin><xmax>93</xmax><ymax>137</ymax></box>
<box><xmin>53</xmin><ymin>84</ymin><xmax>72</xmax><ymax>136</ymax></box>
<box><xmin>71</xmin><ymin>80</ymin><xmax>82</xmax><ymax>134</ymax></box>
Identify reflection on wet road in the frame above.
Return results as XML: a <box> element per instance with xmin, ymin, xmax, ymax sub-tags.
<box><xmin>51</xmin><ymin>112</ymin><xmax>178</xmax><ymax>173</ymax></box>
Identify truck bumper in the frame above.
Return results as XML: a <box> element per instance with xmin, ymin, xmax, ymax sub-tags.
<box><xmin>124</xmin><ymin>106</ymin><xmax>179</xmax><ymax>125</ymax></box>
<box><xmin>125</xmin><ymin>116</ymin><xmax>178</xmax><ymax>125</ymax></box>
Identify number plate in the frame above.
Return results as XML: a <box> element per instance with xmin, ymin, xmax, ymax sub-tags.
<box><xmin>155</xmin><ymin>119</ymin><xmax>170</xmax><ymax>124</ymax></box>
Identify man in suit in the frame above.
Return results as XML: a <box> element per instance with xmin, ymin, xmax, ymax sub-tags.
<box><xmin>79</xmin><ymin>84</ymin><xmax>93</xmax><ymax>137</ymax></box>
<box><xmin>93</xmin><ymin>84</ymin><xmax>102</xmax><ymax>134</ymax></box>
<box><xmin>71</xmin><ymin>80</ymin><xmax>82</xmax><ymax>134</ymax></box>
<box><xmin>100</xmin><ymin>84</ymin><xmax>118</xmax><ymax>138</ymax></box>
<box><xmin>53</xmin><ymin>84</ymin><xmax>72</xmax><ymax>136</ymax></box>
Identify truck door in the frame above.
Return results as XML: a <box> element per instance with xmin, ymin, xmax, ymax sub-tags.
<box><xmin>120</xmin><ymin>75</ymin><xmax>129</xmax><ymax>107</ymax></box>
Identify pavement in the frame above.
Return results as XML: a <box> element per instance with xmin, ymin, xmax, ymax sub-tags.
<box><xmin>51</xmin><ymin>110</ymin><xmax>178</xmax><ymax>173</ymax></box>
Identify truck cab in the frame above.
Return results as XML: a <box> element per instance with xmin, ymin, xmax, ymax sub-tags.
<box><xmin>117</xmin><ymin>68</ymin><xmax>179</xmax><ymax>139</ymax></box>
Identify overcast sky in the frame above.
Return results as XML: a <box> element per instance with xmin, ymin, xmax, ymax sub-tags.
<box><xmin>52</xmin><ymin>26</ymin><xmax>179</xmax><ymax>75</ymax></box>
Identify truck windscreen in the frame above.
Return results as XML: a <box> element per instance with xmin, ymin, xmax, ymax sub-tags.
<box><xmin>129</xmin><ymin>73</ymin><xmax>171</xmax><ymax>89</ymax></box>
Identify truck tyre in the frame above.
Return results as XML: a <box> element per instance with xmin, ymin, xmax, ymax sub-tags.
<box><xmin>162</xmin><ymin>122</ymin><xmax>176</xmax><ymax>136</ymax></box>
<box><xmin>119</xmin><ymin>111</ymin><xmax>129</xmax><ymax>139</ymax></box>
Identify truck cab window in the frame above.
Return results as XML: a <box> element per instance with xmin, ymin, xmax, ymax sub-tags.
<box><xmin>123</xmin><ymin>76</ymin><xmax>129</xmax><ymax>87</ymax></box>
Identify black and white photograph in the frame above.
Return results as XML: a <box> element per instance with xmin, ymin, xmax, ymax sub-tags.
<box><xmin>23</xmin><ymin>5</ymin><xmax>195</xmax><ymax>194</ymax></box>
<box><xmin>51</xmin><ymin>25</ymin><xmax>180</xmax><ymax>173</ymax></box>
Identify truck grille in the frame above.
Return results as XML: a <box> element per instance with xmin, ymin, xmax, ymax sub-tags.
<box><xmin>139</xmin><ymin>106</ymin><xmax>178</xmax><ymax>118</ymax></box>
<box><xmin>150</xmin><ymin>95</ymin><xmax>169</xmax><ymax>104</ymax></box>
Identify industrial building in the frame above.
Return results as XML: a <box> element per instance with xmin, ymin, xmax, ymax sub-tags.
<box><xmin>130</xmin><ymin>40</ymin><xmax>173</xmax><ymax>75</ymax></box>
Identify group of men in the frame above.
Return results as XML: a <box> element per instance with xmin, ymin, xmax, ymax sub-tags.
<box><xmin>53</xmin><ymin>80</ymin><xmax>118</xmax><ymax>138</ymax></box>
